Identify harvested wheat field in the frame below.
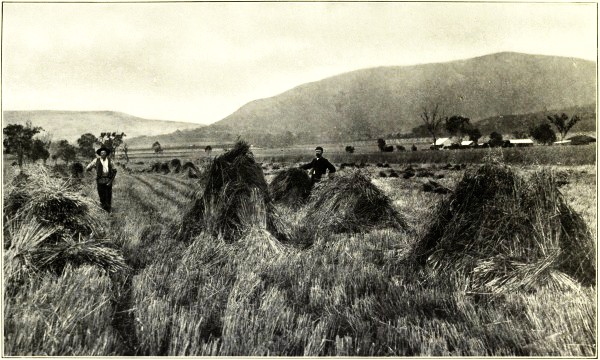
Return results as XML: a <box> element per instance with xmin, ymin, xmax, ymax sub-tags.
<box><xmin>3</xmin><ymin>146</ymin><xmax>596</xmax><ymax>356</ymax></box>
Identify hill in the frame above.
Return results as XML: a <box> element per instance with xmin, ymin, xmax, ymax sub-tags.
<box><xmin>2</xmin><ymin>111</ymin><xmax>202</xmax><ymax>143</ymax></box>
<box><xmin>128</xmin><ymin>52</ymin><xmax>596</xmax><ymax>148</ymax></box>
<box><xmin>212</xmin><ymin>52</ymin><xmax>595</xmax><ymax>142</ymax></box>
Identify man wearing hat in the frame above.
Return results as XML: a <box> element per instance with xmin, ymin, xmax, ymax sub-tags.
<box><xmin>85</xmin><ymin>146</ymin><xmax>117</xmax><ymax>212</ymax></box>
<box><xmin>300</xmin><ymin>146</ymin><xmax>336</xmax><ymax>184</ymax></box>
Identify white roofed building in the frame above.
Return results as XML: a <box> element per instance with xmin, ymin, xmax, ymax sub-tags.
<box><xmin>507</xmin><ymin>139</ymin><xmax>534</xmax><ymax>147</ymax></box>
<box><xmin>432</xmin><ymin>137</ymin><xmax>452</xmax><ymax>148</ymax></box>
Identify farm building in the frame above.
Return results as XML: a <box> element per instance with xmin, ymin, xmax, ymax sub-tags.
<box><xmin>460</xmin><ymin>140</ymin><xmax>474</xmax><ymax>148</ymax></box>
<box><xmin>507</xmin><ymin>139</ymin><xmax>534</xmax><ymax>147</ymax></box>
<box><xmin>567</xmin><ymin>135</ymin><xmax>596</xmax><ymax>145</ymax></box>
<box><xmin>431</xmin><ymin>137</ymin><xmax>452</xmax><ymax>149</ymax></box>
<box><xmin>553</xmin><ymin>140</ymin><xmax>572</xmax><ymax>146</ymax></box>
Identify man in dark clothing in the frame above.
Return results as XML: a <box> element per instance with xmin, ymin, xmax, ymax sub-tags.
<box><xmin>300</xmin><ymin>146</ymin><xmax>336</xmax><ymax>184</ymax></box>
<box><xmin>85</xmin><ymin>146</ymin><xmax>117</xmax><ymax>212</ymax></box>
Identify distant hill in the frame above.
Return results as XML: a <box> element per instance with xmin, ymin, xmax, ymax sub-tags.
<box><xmin>473</xmin><ymin>104</ymin><xmax>596</xmax><ymax>136</ymax></box>
<box><xmin>2</xmin><ymin>111</ymin><xmax>202</xmax><ymax>143</ymax></box>
<box><xmin>128</xmin><ymin>52</ymin><xmax>596</xmax><ymax>148</ymax></box>
<box><xmin>211</xmin><ymin>52</ymin><xmax>595</xmax><ymax>141</ymax></box>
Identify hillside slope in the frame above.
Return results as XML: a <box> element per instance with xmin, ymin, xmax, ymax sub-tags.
<box><xmin>2</xmin><ymin>111</ymin><xmax>202</xmax><ymax>143</ymax></box>
<box><xmin>214</xmin><ymin>52</ymin><xmax>595</xmax><ymax>141</ymax></box>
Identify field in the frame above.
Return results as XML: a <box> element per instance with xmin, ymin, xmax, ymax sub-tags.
<box><xmin>3</xmin><ymin>144</ymin><xmax>597</xmax><ymax>356</ymax></box>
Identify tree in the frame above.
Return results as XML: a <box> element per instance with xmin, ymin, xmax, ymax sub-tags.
<box><xmin>512</xmin><ymin>130</ymin><xmax>529</xmax><ymax>139</ymax></box>
<box><xmin>445</xmin><ymin>115</ymin><xmax>470</xmax><ymax>141</ymax></box>
<box><xmin>547</xmin><ymin>113</ymin><xmax>580</xmax><ymax>141</ymax></box>
<box><xmin>205</xmin><ymin>145</ymin><xmax>212</xmax><ymax>155</ymax></box>
<box><xmin>98</xmin><ymin>132</ymin><xmax>126</xmax><ymax>158</ymax></box>
<box><xmin>152</xmin><ymin>141</ymin><xmax>163</xmax><ymax>154</ymax></box>
<box><xmin>77</xmin><ymin>133</ymin><xmax>97</xmax><ymax>158</ymax></box>
<box><xmin>3</xmin><ymin>123</ymin><xmax>42</xmax><ymax>168</ymax></box>
<box><xmin>56</xmin><ymin>140</ymin><xmax>77</xmax><ymax>164</ymax></box>
<box><xmin>466</xmin><ymin>128</ymin><xmax>482</xmax><ymax>144</ymax></box>
<box><xmin>530</xmin><ymin>123</ymin><xmax>556</xmax><ymax>145</ymax></box>
<box><xmin>420</xmin><ymin>104</ymin><xmax>446</xmax><ymax>146</ymax></box>
<box><xmin>377</xmin><ymin>138</ymin><xmax>387</xmax><ymax>152</ymax></box>
<box><xmin>29</xmin><ymin>139</ymin><xmax>50</xmax><ymax>164</ymax></box>
<box><xmin>489</xmin><ymin>132</ymin><xmax>504</xmax><ymax>147</ymax></box>
<box><xmin>345</xmin><ymin>145</ymin><xmax>355</xmax><ymax>154</ymax></box>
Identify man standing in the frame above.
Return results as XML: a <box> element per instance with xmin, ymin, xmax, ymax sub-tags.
<box><xmin>300</xmin><ymin>146</ymin><xmax>336</xmax><ymax>184</ymax></box>
<box><xmin>86</xmin><ymin>146</ymin><xmax>117</xmax><ymax>212</ymax></box>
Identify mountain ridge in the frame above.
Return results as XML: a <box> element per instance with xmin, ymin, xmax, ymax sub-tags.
<box><xmin>212</xmin><ymin>52</ymin><xmax>595</xmax><ymax>141</ymax></box>
<box><xmin>2</xmin><ymin>110</ymin><xmax>202</xmax><ymax>143</ymax></box>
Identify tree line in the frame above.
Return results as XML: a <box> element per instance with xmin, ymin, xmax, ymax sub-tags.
<box><xmin>411</xmin><ymin>104</ymin><xmax>581</xmax><ymax>148</ymax></box>
<box><xmin>3</xmin><ymin>123</ymin><xmax>127</xmax><ymax>169</ymax></box>
<box><xmin>3</xmin><ymin>111</ymin><xmax>583</xmax><ymax>166</ymax></box>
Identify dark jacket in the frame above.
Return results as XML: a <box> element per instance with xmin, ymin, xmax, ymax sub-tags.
<box><xmin>300</xmin><ymin>157</ymin><xmax>336</xmax><ymax>181</ymax></box>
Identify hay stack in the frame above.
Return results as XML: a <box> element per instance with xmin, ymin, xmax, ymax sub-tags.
<box><xmin>4</xmin><ymin>165</ymin><xmax>105</xmax><ymax>236</ymax></box>
<box><xmin>170</xmin><ymin>159</ymin><xmax>182</xmax><ymax>173</ymax></box>
<box><xmin>149</xmin><ymin>162</ymin><xmax>161</xmax><ymax>173</ymax></box>
<box><xmin>160</xmin><ymin>162</ymin><xmax>171</xmax><ymax>174</ymax></box>
<box><xmin>4</xmin><ymin>165</ymin><xmax>126</xmax><ymax>291</ymax></box>
<box><xmin>413</xmin><ymin>163</ymin><xmax>595</xmax><ymax>292</ymax></box>
<box><xmin>300</xmin><ymin>170</ymin><xmax>407</xmax><ymax>235</ymax></box>
<box><xmin>182</xmin><ymin>162</ymin><xmax>200</xmax><ymax>178</ymax></box>
<box><xmin>422</xmin><ymin>180</ymin><xmax>451</xmax><ymax>194</ymax></box>
<box><xmin>269</xmin><ymin>168</ymin><xmax>312</xmax><ymax>207</ymax></box>
<box><xmin>179</xmin><ymin>141</ymin><xmax>288</xmax><ymax>242</ymax></box>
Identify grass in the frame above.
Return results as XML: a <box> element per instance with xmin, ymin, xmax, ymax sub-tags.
<box><xmin>3</xmin><ymin>153</ymin><xmax>596</xmax><ymax>356</ymax></box>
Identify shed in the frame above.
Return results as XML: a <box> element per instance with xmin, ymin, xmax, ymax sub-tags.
<box><xmin>508</xmin><ymin>139</ymin><xmax>534</xmax><ymax>147</ymax></box>
<box><xmin>432</xmin><ymin>137</ymin><xmax>452</xmax><ymax>149</ymax></box>
<box><xmin>567</xmin><ymin>135</ymin><xmax>596</xmax><ymax>145</ymax></box>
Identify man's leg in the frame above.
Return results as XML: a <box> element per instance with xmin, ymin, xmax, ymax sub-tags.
<box><xmin>98</xmin><ymin>184</ymin><xmax>110</xmax><ymax>212</ymax></box>
<box><xmin>106</xmin><ymin>185</ymin><xmax>113</xmax><ymax>212</ymax></box>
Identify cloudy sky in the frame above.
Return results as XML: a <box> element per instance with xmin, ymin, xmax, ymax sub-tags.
<box><xmin>2</xmin><ymin>2</ymin><xmax>597</xmax><ymax>124</ymax></box>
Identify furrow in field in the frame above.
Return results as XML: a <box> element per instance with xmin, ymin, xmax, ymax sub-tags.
<box><xmin>131</xmin><ymin>175</ymin><xmax>189</xmax><ymax>208</ymax></box>
<box><xmin>127</xmin><ymin>176</ymin><xmax>183</xmax><ymax>223</ymax></box>
<box><xmin>146</xmin><ymin>174</ymin><xmax>200</xmax><ymax>198</ymax></box>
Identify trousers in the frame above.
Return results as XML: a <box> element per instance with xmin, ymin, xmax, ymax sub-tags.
<box><xmin>97</xmin><ymin>182</ymin><xmax>113</xmax><ymax>212</ymax></box>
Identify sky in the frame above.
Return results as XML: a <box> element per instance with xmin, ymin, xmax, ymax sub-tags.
<box><xmin>2</xmin><ymin>2</ymin><xmax>597</xmax><ymax>125</ymax></box>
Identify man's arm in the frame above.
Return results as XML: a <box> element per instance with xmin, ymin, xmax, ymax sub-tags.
<box><xmin>85</xmin><ymin>158</ymin><xmax>97</xmax><ymax>171</ymax></box>
<box><xmin>326</xmin><ymin>159</ymin><xmax>336</xmax><ymax>173</ymax></box>
<box><xmin>299</xmin><ymin>159</ymin><xmax>314</xmax><ymax>170</ymax></box>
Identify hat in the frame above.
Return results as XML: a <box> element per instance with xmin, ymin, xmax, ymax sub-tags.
<box><xmin>96</xmin><ymin>147</ymin><xmax>111</xmax><ymax>156</ymax></box>
<box><xmin>315</xmin><ymin>146</ymin><xmax>324</xmax><ymax>152</ymax></box>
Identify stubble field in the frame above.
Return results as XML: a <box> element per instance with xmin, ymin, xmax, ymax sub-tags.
<box><xmin>3</xmin><ymin>145</ymin><xmax>597</xmax><ymax>356</ymax></box>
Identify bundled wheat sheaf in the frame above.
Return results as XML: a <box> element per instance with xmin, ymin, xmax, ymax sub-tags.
<box><xmin>413</xmin><ymin>162</ymin><xmax>595</xmax><ymax>293</ymax></box>
<box><xmin>4</xmin><ymin>165</ymin><xmax>126</xmax><ymax>289</ymax></box>
<box><xmin>269</xmin><ymin>167</ymin><xmax>312</xmax><ymax>207</ymax></box>
<box><xmin>179</xmin><ymin>141</ymin><xmax>288</xmax><ymax>242</ymax></box>
<box><xmin>301</xmin><ymin>170</ymin><xmax>408</xmax><ymax>234</ymax></box>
